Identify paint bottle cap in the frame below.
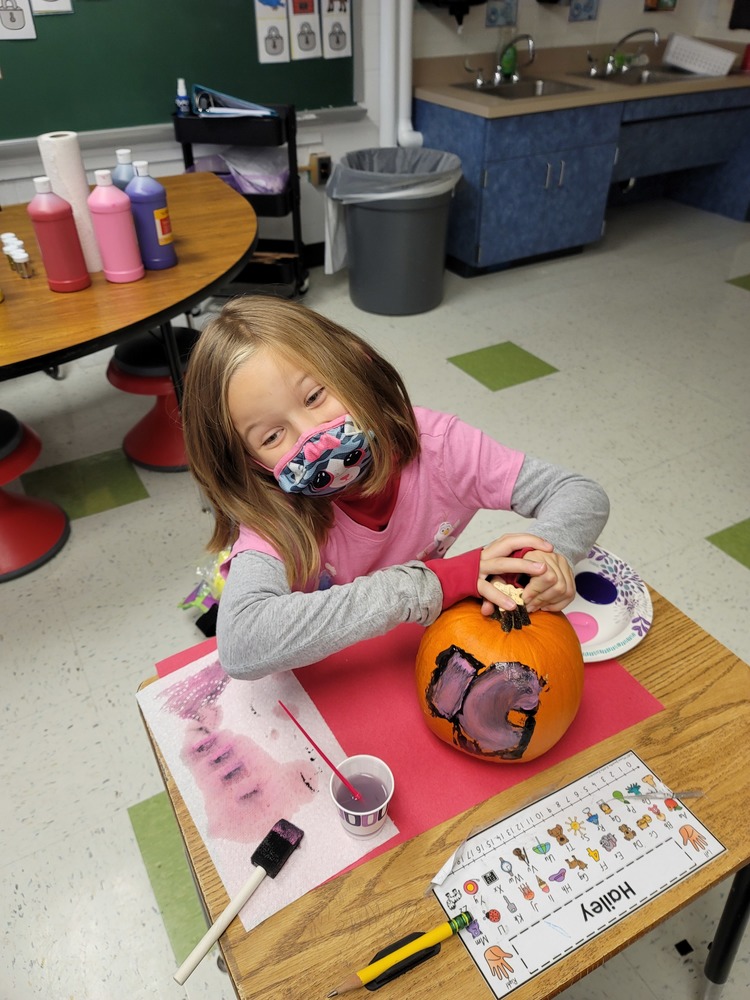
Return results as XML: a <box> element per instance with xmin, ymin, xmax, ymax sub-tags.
<box><xmin>33</xmin><ymin>176</ymin><xmax>53</xmax><ymax>194</ymax></box>
<box><xmin>94</xmin><ymin>169</ymin><xmax>114</xmax><ymax>186</ymax></box>
<box><xmin>132</xmin><ymin>160</ymin><xmax>150</xmax><ymax>177</ymax></box>
<box><xmin>1</xmin><ymin>232</ymin><xmax>17</xmax><ymax>243</ymax></box>
<box><xmin>115</xmin><ymin>148</ymin><xmax>133</xmax><ymax>164</ymax></box>
<box><xmin>11</xmin><ymin>249</ymin><xmax>30</xmax><ymax>262</ymax></box>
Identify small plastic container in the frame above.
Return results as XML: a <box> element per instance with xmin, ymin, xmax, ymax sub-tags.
<box><xmin>11</xmin><ymin>249</ymin><xmax>33</xmax><ymax>278</ymax></box>
<box><xmin>125</xmin><ymin>161</ymin><xmax>177</xmax><ymax>270</ymax></box>
<box><xmin>87</xmin><ymin>169</ymin><xmax>145</xmax><ymax>284</ymax></box>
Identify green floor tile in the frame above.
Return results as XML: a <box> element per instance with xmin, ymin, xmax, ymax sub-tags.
<box><xmin>21</xmin><ymin>449</ymin><xmax>148</xmax><ymax>520</ymax></box>
<box><xmin>727</xmin><ymin>274</ymin><xmax>750</xmax><ymax>293</ymax></box>
<box><xmin>448</xmin><ymin>341</ymin><xmax>558</xmax><ymax>391</ymax></box>
<box><xmin>706</xmin><ymin>518</ymin><xmax>750</xmax><ymax>571</ymax></box>
<box><xmin>128</xmin><ymin>792</ymin><xmax>207</xmax><ymax>964</ymax></box>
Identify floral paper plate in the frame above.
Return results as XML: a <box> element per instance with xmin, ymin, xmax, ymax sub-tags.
<box><xmin>563</xmin><ymin>545</ymin><xmax>653</xmax><ymax>663</ymax></box>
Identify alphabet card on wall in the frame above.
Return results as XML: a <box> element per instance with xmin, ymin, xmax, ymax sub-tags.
<box><xmin>288</xmin><ymin>0</ymin><xmax>322</xmax><ymax>60</ymax></box>
<box><xmin>0</xmin><ymin>0</ymin><xmax>36</xmax><ymax>40</ymax></box>
<box><xmin>431</xmin><ymin>751</ymin><xmax>723</xmax><ymax>996</ymax></box>
<box><xmin>321</xmin><ymin>0</ymin><xmax>351</xmax><ymax>59</ymax></box>
<box><xmin>254</xmin><ymin>0</ymin><xmax>290</xmax><ymax>64</ymax></box>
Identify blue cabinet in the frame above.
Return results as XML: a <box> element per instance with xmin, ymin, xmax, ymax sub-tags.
<box><xmin>413</xmin><ymin>100</ymin><xmax>621</xmax><ymax>273</ymax></box>
<box><xmin>479</xmin><ymin>143</ymin><xmax>617</xmax><ymax>266</ymax></box>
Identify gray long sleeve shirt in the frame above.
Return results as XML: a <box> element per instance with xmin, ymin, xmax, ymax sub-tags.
<box><xmin>217</xmin><ymin>448</ymin><xmax>609</xmax><ymax>680</ymax></box>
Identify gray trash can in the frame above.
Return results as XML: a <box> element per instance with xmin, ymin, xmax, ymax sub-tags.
<box><xmin>325</xmin><ymin>148</ymin><xmax>462</xmax><ymax>316</ymax></box>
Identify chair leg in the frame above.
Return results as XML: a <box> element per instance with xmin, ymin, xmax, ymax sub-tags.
<box><xmin>122</xmin><ymin>390</ymin><xmax>188</xmax><ymax>472</ymax></box>
<box><xmin>702</xmin><ymin>865</ymin><xmax>750</xmax><ymax>999</ymax></box>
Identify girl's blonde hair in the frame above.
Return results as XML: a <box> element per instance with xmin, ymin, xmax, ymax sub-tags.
<box><xmin>182</xmin><ymin>296</ymin><xmax>420</xmax><ymax>587</ymax></box>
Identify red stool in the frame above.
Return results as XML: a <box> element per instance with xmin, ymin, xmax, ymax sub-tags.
<box><xmin>0</xmin><ymin>410</ymin><xmax>70</xmax><ymax>582</ymax></box>
<box><xmin>106</xmin><ymin>328</ymin><xmax>200</xmax><ymax>472</ymax></box>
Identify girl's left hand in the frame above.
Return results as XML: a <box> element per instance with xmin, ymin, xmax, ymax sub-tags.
<box><xmin>517</xmin><ymin>550</ymin><xmax>575</xmax><ymax>614</ymax></box>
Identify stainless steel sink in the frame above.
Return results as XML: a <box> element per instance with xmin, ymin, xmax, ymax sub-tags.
<box><xmin>573</xmin><ymin>66</ymin><xmax>708</xmax><ymax>86</ymax></box>
<box><xmin>452</xmin><ymin>78</ymin><xmax>592</xmax><ymax>99</ymax></box>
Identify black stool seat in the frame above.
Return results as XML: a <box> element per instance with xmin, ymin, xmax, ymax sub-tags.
<box><xmin>0</xmin><ymin>410</ymin><xmax>23</xmax><ymax>461</ymax></box>
<box><xmin>113</xmin><ymin>327</ymin><xmax>201</xmax><ymax>377</ymax></box>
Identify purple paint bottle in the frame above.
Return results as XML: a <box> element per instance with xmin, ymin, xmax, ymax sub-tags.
<box><xmin>125</xmin><ymin>161</ymin><xmax>177</xmax><ymax>270</ymax></box>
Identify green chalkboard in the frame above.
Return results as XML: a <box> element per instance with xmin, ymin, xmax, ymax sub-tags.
<box><xmin>0</xmin><ymin>0</ymin><xmax>353</xmax><ymax>141</ymax></box>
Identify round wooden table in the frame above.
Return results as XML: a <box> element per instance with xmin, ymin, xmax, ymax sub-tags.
<box><xmin>0</xmin><ymin>171</ymin><xmax>257</xmax><ymax>580</ymax></box>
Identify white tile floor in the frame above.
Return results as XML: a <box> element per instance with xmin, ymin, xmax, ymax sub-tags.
<box><xmin>1</xmin><ymin>200</ymin><xmax>748</xmax><ymax>1000</ymax></box>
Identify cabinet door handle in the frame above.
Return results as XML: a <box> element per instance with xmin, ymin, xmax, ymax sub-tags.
<box><xmin>544</xmin><ymin>162</ymin><xmax>552</xmax><ymax>189</ymax></box>
<box><xmin>558</xmin><ymin>159</ymin><xmax>566</xmax><ymax>188</ymax></box>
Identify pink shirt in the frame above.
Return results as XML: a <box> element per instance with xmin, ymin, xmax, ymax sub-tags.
<box><xmin>230</xmin><ymin>407</ymin><xmax>525</xmax><ymax>592</ymax></box>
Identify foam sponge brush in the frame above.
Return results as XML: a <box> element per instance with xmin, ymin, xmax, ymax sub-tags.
<box><xmin>174</xmin><ymin>818</ymin><xmax>304</xmax><ymax>984</ymax></box>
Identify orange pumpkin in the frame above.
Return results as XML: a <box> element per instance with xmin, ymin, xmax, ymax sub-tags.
<box><xmin>415</xmin><ymin>600</ymin><xmax>584</xmax><ymax>763</ymax></box>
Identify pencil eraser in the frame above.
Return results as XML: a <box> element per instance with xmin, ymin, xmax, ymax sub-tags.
<box><xmin>251</xmin><ymin>819</ymin><xmax>304</xmax><ymax>878</ymax></box>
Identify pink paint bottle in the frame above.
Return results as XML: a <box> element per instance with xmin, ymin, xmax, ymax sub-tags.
<box><xmin>87</xmin><ymin>169</ymin><xmax>145</xmax><ymax>284</ymax></box>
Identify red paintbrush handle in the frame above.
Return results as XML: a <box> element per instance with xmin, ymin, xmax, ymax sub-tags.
<box><xmin>278</xmin><ymin>701</ymin><xmax>362</xmax><ymax>801</ymax></box>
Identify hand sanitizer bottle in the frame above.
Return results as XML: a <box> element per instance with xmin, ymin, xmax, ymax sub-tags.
<box><xmin>175</xmin><ymin>78</ymin><xmax>190</xmax><ymax>117</ymax></box>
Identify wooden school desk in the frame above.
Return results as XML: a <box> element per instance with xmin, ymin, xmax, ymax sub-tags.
<box><xmin>143</xmin><ymin>589</ymin><xmax>750</xmax><ymax>1000</ymax></box>
<box><xmin>0</xmin><ymin>172</ymin><xmax>257</xmax><ymax>399</ymax></box>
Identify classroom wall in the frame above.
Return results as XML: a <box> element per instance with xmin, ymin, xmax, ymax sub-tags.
<box><xmin>1</xmin><ymin>0</ymin><xmax>746</xmax><ymax>248</ymax></box>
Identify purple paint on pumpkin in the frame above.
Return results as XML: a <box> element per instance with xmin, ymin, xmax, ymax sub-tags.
<box><xmin>459</xmin><ymin>661</ymin><xmax>544</xmax><ymax>755</ymax></box>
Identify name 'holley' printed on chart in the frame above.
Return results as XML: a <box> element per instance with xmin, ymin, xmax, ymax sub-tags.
<box><xmin>432</xmin><ymin>751</ymin><xmax>724</xmax><ymax>996</ymax></box>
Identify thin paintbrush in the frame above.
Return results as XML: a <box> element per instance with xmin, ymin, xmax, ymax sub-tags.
<box><xmin>173</xmin><ymin>818</ymin><xmax>304</xmax><ymax>985</ymax></box>
<box><xmin>278</xmin><ymin>700</ymin><xmax>362</xmax><ymax>801</ymax></box>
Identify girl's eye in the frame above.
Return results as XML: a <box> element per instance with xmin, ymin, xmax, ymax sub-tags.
<box><xmin>305</xmin><ymin>387</ymin><xmax>325</xmax><ymax>407</ymax></box>
<box><xmin>260</xmin><ymin>429</ymin><xmax>281</xmax><ymax>449</ymax></box>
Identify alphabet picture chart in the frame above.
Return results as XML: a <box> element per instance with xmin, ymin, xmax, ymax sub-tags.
<box><xmin>432</xmin><ymin>751</ymin><xmax>724</xmax><ymax>997</ymax></box>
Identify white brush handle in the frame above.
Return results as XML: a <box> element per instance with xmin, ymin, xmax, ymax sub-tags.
<box><xmin>173</xmin><ymin>865</ymin><xmax>267</xmax><ymax>985</ymax></box>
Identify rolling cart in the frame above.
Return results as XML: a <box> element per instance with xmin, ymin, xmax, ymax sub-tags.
<box><xmin>173</xmin><ymin>104</ymin><xmax>308</xmax><ymax>297</ymax></box>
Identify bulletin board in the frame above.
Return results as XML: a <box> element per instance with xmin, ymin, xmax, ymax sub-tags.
<box><xmin>0</xmin><ymin>0</ymin><xmax>354</xmax><ymax>142</ymax></box>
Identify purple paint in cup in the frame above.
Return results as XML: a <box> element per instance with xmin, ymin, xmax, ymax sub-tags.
<box><xmin>329</xmin><ymin>754</ymin><xmax>394</xmax><ymax>838</ymax></box>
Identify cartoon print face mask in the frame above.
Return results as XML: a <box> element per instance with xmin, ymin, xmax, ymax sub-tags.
<box><xmin>268</xmin><ymin>414</ymin><xmax>372</xmax><ymax>497</ymax></box>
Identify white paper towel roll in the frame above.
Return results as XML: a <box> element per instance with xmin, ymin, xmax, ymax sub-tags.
<box><xmin>37</xmin><ymin>131</ymin><xmax>103</xmax><ymax>273</ymax></box>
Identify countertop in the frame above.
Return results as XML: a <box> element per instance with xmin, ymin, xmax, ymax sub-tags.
<box><xmin>413</xmin><ymin>43</ymin><xmax>750</xmax><ymax>119</ymax></box>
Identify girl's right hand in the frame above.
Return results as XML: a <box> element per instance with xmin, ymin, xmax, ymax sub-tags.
<box><xmin>477</xmin><ymin>533</ymin><xmax>552</xmax><ymax>614</ymax></box>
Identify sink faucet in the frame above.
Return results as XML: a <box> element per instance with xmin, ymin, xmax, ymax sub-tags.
<box><xmin>494</xmin><ymin>34</ymin><xmax>535</xmax><ymax>85</ymax></box>
<box><xmin>608</xmin><ymin>28</ymin><xmax>660</xmax><ymax>74</ymax></box>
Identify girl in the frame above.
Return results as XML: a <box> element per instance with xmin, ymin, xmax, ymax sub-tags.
<box><xmin>183</xmin><ymin>296</ymin><xmax>609</xmax><ymax>680</ymax></box>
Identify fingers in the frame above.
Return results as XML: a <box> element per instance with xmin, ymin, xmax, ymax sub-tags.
<box><xmin>522</xmin><ymin>553</ymin><xmax>575</xmax><ymax>613</ymax></box>
<box><xmin>481</xmin><ymin>533</ymin><xmax>553</xmax><ymax>561</ymax></box>
<box><xmin>478</xmin><ymin>570</ymin><xmax>543</xmax><ymax>612</ymax></box>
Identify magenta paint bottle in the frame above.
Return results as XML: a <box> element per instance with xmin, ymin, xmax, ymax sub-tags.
<box><xmin>87</xmin><ymin>169</ymin><xmax>145</xmax><ymax>284</ymax></box>
<box><xmin>27</xmin><ymin>176</ymin><xmax>91</xmax><ymax>293</ymax></box>
<box><xmin>125</xmin><ymin>161</ymin><xmax>177</xmax><ymax>270</ymax></box>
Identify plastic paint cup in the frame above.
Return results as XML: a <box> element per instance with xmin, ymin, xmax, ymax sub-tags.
<box><xmin>329</xmin><ymin>754</ymin><xmax>394</xmax><ymax>838</ymax></box>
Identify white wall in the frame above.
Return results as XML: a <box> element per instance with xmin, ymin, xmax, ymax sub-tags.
<box><xmin>1</xmin><ymin>0</ymin><xmax>747</xmax><ymax>246</ymax></box>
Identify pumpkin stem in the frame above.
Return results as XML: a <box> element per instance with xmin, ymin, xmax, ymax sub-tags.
<box><xmin>491</xmin><ymin>604</ymin><xmax>532</xmax><ymax>632</ymax></box>
<box><xmin>489</xmin><ymin>581</ymin><xmax>531</xmax><ymax>632</ymax></box>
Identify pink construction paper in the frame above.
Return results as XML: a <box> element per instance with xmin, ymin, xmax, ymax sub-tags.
<box><xmin>154</xmin><ymin>625</ymin><xmax>663</xmax><ymax>869</ymax></box>
<box><xmin>297</xmin><ymin>624</ymin><xmax>664</xmax><ymax>856</ymax></box>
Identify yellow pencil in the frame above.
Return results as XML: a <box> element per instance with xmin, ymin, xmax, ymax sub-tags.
<box><xmin>326</xmin><ymin>911</ymin><xmax>472</xmax><ymax>996</ymax></box>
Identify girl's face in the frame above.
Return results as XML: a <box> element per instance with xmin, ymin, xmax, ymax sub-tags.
<box><xmin>227</xmin><ymin>347</ymin><xmax>346</xmax><ymax>468</ymax></box>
